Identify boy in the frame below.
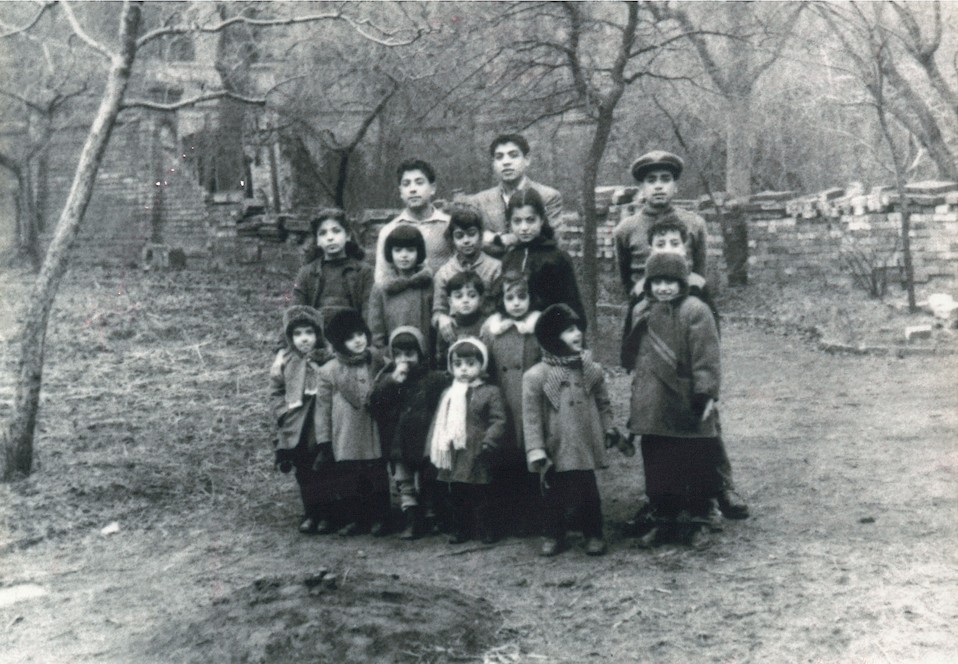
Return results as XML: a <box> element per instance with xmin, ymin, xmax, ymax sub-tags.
<box><xmin>435</xmin><ymin>270</ymin><xmax>487</xmax><ymax>366</ymax></box>
<box><xmin>523</xmin><ymin>304</ymin><xmax>622</xmax><ymax>557</ymax></box>
<box><xmin>368</xmin><ymin>326</ymin><xmax>449</xmax><ymax>539</ymax></box>
<box><xmin>270</xmin><ymin>305</ymin><xmax>334</xmax><ymax>534</ymax></box>
<box><xmin>428</xmin><ymin>338</ymin><xmax>506</xmax><ymax>544</ymax></box>
<box><xmin>433</xmin><ymin>203</ymin><xmax>502</xmax><ymax>345</ymax></box>
<box><xmin>374</xmin><ymin>159</ymin><xmax>452</xmax><ymax>285</ymax></box>
<box><xmin>624</xmin><ymin>252</ymin><xmax>724</xmax><ymax>548</ymax></box>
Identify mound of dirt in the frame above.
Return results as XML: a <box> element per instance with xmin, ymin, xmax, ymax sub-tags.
<box><xmin>145</xmin><ymin>570</ymin><xmax>501</xmax><ymax>663</ymax></box>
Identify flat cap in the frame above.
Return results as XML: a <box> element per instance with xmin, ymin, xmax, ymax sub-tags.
<box><xmin>630</xmin><ymin>150</ymin><xmax>684</xmax><ymax>182</ymax></box>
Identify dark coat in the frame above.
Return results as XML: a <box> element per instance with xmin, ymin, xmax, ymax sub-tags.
<box><xmin>293</xmin><ymin>256</ymin><xmax>373</xmax><ymax>323</ymax></box>
<box><xmin>501</xmin><ymin>236</ymin><xmax>586</xmax><ymax>330</ymax></box>
<box><xmin>432</xmin><ymin>383</ymin><xmax>507</xmax><ymax>485</ymax></box>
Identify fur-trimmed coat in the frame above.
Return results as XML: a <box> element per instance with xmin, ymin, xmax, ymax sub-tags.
<box><xmin>316</xmin><ymin>351</ymin><xmax>386</xmax><ymax>461</ymax></box>
<box><xmin>501</xmin><ymin>236</ymin><xmax>586</xmax><ymax>330</ymax></box>
<box><xmin>367</xmin><ymin>267</ymin><xmax>434</xmax><ymax>349</ymax></box>
<box><xmin>430</xmin><ymin>382</ymin><xmax>507</xmax><ymax>485</ymax></box>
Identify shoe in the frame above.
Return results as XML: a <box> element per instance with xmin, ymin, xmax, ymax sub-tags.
<box><xmin>448</xmin><ymin>531</ymin><xmax>470</xmax><ymax>545</ymax></box>
<box><xmin>399</xmin><ymin>509</ymin><xmax>421</xmax><ymax>540</ymax></box>
<box><xmin>635</xmin><ymin>526</ymin><xmax>659</xmax><ymax>548</ymax></box>
<box><xmin>684</xmin><ymin>524</ymin><xmax>710</xmax><ymax>549</ymax></box>
<box><xmin>717</xmin><ymin>490</ymin><xmax>749</xmax><ymax>520</ymax></box>
<box><xmin>369</xmin><ymin>521</ymin><xmax>389</xmax><ymax>537</ymax></box>
<box><xmin>298</xmin><ymin>517</ymin><xmax>318</xmax><ymax>534</ymax></box>
<box><xmin>315</xmin><ymin>519</ymin><xmax>335</xmax><ymax>535</ymax></box>
<box><xmin>539</xmin><ymin>538</ymin><xmax>562</xmax><ymax>557</ymax></box>
<box><xmin>584</xmin><ymin>538</ymin><xmax>607</xmax><ymax>556</ymax></box>
<box><xmin>337</xmin><ymin>522</ymin><xmax>365</xmax><ymax>536</ymax></box>
<box><xmin>479</xmin><ymin>528</ymin><xmax>497</xmax><ymax>545</ymax></box>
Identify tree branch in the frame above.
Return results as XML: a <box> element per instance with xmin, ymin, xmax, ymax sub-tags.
<box><xmin>0</xmin><ymin>0</ymin><xmax>53</xmax><ymax>38</ymax></box>
<box><xmin>121</xmin><ymin>89</ymin><xmax>268</xmax><ymax>112</ymax></box>
<box><xmin>60</xmin><ymin>0</ymin><xmax>115</xmax><ymax>60</ymax></box>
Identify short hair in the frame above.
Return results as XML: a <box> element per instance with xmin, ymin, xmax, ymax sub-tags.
<box><xmin>505</xmin><ymin>188</ymin><xmax>555</xmax><ymax>240</ymax></box>
<box><xmin>445</xmin><ymin>270</ymin><xmax>485</xmax><ymax>296</ymax></box>
<box><xmin>308</xmin><ymin>208</ymin><xmax>364</xmax><ymax>261</ymax></box>
<box><xmin>450</xmin><ymin>340</ymin><xmax>484</xmax><ymax>362</ymax></box>
<box><xmin>391</xmin><ymin>332</ymin><xmax>423</xmax><ymax>355</ymax></box>
<box><xmin>646</xmin><ymin>214</ymin><xmax>689</xmax><ymax>245</ymax></box>
<box><xmin>384</xmin><ymin>224</ymin><xmax>426</xmax><ymax>265</ymax></box>
<box><xmin>494</xmin><ymin>270</ymin><xmax>532</xmax><ymax>314</ymax></box>
<box><xmin>444</xmin><ymin>202</ymin><xmax>484</xmax><ymax>242</ymax></box>
<box><xmin>396</xmin><ymin>158</ymin><xmax>436</xmax><ymax>185</ymax></box>
<box><xmin>489</xmin><ymin>133</ymin><xmax>530</xmax><ymax>157</ymax></box>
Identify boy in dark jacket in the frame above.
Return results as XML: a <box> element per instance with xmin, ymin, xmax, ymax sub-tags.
<box><xmin>434</xmin><ymin>270</ymin><xmax>488</xmax><ymax>366</ymax></box>
<box><xmin>428</xmin><ymin>338</ymin><xmax>507</xmax><ymax>544</ymax></box>
<box><xmin>369</xmin><ymin>326</ymin><xmax>449</xmax><ymax>539</ymax></box>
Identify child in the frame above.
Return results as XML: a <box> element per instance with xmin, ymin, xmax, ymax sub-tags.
<box><xmin>293</xmin><ymin>208</ymin><xmax>373</xmax><ymax>324</ymax></box>
<box><xmin>428</xmin><ymin>338</ymin><xmax>506</xmax><ymax>544</ymax></box>
<box><xmin>316</xmin><ymin>309</ymin><xmax>390</xmax><ymax>536</ymax></box>
<box><xmin>522</xmin><ymin>304</ymin><xmax>620</xmax><ymax>557</ymax></box>
<box><xmin>434</xmin><ymin>270</ymin><xmax>488</xmax><ymax>366</ymax></box>
<box><xmin>623</xmin><ymin>252</ymin><xmax>723</xmax><ymax>548</ymax></box>
<box><xmin>502</xmin><ymin>188</ymin><xmax>586</xmax><ymax>328</ymax></box>
<box><xmin>368</xmin><ymin>224</ymin><xmax>434</xmax><ymax>350</ymax></box>
<box><xmin>480</xmin><ymin>270</ymin><xmax>542</xmax><ymax>535</ymax></box>
<box><xmin>433</xmin><ymin>203</ymin><xmax>502</xmax><ymax>345</ymax></box>
<box><xmin>368</xmin><ymin>326</ymin><xmax>449</xmax><ymax>539</ymax></box>
<box><xmin>270</xmin><ymin>305</ymin><xmax>334</xmax><ymax>534</ymax></box>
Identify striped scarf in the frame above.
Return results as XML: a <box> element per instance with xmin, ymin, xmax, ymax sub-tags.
<box><xmin>541</xmin><ymin>350</ymin><xmax>603</xmax><ymax>412</ymax></box>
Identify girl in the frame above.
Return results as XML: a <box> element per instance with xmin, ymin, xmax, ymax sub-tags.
<box><xmin>368</xmin><ymin>224</ymin><xmax>434</xmax><ymax>350</ymax></box>
<box><xmin>293</xmin><ymin>208</ymin><xmax>373</xmax><ymax>324</ymax></box>
<box><xmin>501</xmin><ymin>189</ymin><xmax>586</xmax><ymax>329</ymax></box>
<box><xmin>522</xmin><ymin>304</ymin><xmax>620</xmax><ymax>557</ymax></box>
<box><xmin>481</xmin><ymin>270</ymin><xmax>542</xmax><ymax>535</ymax></box>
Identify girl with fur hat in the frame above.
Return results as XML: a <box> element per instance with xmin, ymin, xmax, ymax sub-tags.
<box><xmin>368</xmin><ymin>224</ymin><xmax>435</xmax><ymax>351</ymax></box>
<box><xmin>623</xmin><ymin>252</ymin><xmax>723</xmax><ymax>548</ymax></box>
<box><xmin>315</xmin><ymin>309</ymin><xmax>389</xmax><ymax>536</ymax></box>
<box><xmin>292</xmin><ymin>208</ymin><xmax>373</xmax><ymax>324</ymax></box>
<box><xmin>481</xmin><ymin>271</ymin><xmax>542</xmax><ymax>536</ymax></box>
<box><xmin>522</xmin><ymin>304</ymin><xmax>621</xmax><ymax>557</ymax></box>
<box><xmin>270</xmin><ymin>305</ymin><xmax>336</xmax><ymax>534</ymax></box>
<box><xmin>501</xmin><ymin>188</ymin><xmax>586</xmax><ymax>328</ymax></box>
<box><xmin>427</xmin><ymin>338</ymin><xmax>506</xmax><ymax>544</ymax></box>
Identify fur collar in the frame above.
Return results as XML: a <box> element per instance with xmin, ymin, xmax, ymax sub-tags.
<box><xmin>383</xmin><ymin>267</ymin><xmax>433</xmax><ymax>296</ymax></box>
<box><xmin>481</xmin><ymin>311</ymin><xmax>540</xmax><ymax>337</ymax></box>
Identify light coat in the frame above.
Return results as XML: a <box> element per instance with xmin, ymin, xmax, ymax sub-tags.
<box><xmin>316</xmin><ymin>353</ymin><xmax>385</xmax><ymax>461</ymax></box>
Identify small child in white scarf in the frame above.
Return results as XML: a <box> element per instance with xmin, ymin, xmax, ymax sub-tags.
<box><xmin>428</xmin><ymin>338</ymin><xmax>506</xmax><ymax>544</ymax></box>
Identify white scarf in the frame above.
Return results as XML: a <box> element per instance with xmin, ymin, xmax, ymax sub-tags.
<box><xmin>429</xmin><ymin>379</ymin><xmax>481</xmax><ymax>470</ymax></box>
<box><xmin>481</xmin><ymin>311</ymin><xmax>540</xmax><ymax>338</ymax></box>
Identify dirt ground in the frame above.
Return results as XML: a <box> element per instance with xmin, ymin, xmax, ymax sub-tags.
<box><xmin>1</xmin><ymin>266</ymin><xmax>956</xmax><ymax>663</ymax></box>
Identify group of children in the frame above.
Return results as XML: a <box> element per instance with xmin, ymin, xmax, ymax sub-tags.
<box><xmin>270</xmin><ymin>162</ymin><xmax>731</xmax><ymax>556</ymax></box>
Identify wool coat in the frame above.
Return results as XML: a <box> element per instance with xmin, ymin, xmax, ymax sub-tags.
<box><xmin>481</xmin><ymin>312</ymin><xmax>541</xmax><ymax>462</ymax></box>
<box><xmin>270</xmin><ymin>306</ymin><xmax>327</xmax><ymax>453</ymax></box>
<box><xmin>501</xmin><ymin>236</ymin><xmax>587</xmax><ymax>329</ymax></box>
<box><xmin>293</xmin><ymin>256</ymin><xmax>373</xmax><ymax>323</ymax></box>
<box><xmin>522</xmin><ymin>357</ymin><xmax>614</xmax><ymax>472</ymax></box>
<box><xmin>373</xmin><ymin>209</ymin><xmax>453</xmax><ymax>285</ymax></box>
<box><xmin>627</xmin><ymin>295</ymin><xmax>721</xmax><ymax>439</ymax></box>
<box><xmin>316</xmin><ymin>351</ymin><xmax>385</xmax><ymax>461</ymax></box>
<box><xmin>367</xmin><ymin>267</ymin><xmax>434</xmax><ymax>349</ymax></box>
<box><xmin>430</xmin><ymin>382</ymin><xmax>507</xmax><ymax>485</ymax></box>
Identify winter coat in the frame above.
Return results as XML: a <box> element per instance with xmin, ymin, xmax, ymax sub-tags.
<box><xmin>316</xmin><ymin>351</ymin><xmax>386</xmax><ymax>461</ymax></box>
<box><xmin>293</xmin><ymin>256</ymin><xmax>373</xmax><ymax>324</ymax></box>
<box><xmin>627</xmin><ymin>295</ymin><xmax>721</xmax><ymax>439</ymax></box>
<box><xmin>481</xmin><ymin>312</ymin><xmax>541</xmax><ymax>462</ymax></box>
<box><xmin>430</xmin><ymin>383</ymin><xmax>507</xmax><ymax>484</ymax></box>
<box><xmin>522</xmin><ymin>354</ymin><xmax>614</xmax><ymax>472</ymax></box>
<box><xmin>434</xmin><ymin>309</ymin><xmax>486</xmax><ymax>368</ymax></box>
<box><xmin>460</xmin><ymin>179</ymin><xmax>563</xmax><ymax>243</ymax></box>
<box><xmin>501</xmin><ymin>236</ymin><xmax>586</xmax><ymax>329</ymax></box>
<box><xmin>432</xmin><ymin>253</ymin><xmax>502</xmax><ymax>320</ymax></box>
<box><xmin>270</xmin><ymin>349</ymin><xmax>323</xmax><ymax>452</ymax></box>
<box><xmin>367</xmin><ymin>267</ymin><xmax>434</xmax><ymax>349</ymax></box>
<box><xmin>373</xmin><ymin>209</ymin><xmax>452</xmax><ymax>285</ymax></box>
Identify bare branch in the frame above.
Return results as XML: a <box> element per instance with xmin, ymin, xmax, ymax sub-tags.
<box><xmin>0</xmin><ymin>0</ymin><xmax>53</xmax><ymax>38</ymax></box>
<box><xmin>121</xmin><ymin>90</ymin><xmax>268</xmax><ymax>112</ymax></box>
<box><xmin>60</xmin><ymin>0</ymin><xmax>115</xmax><ymax>60</ymax></box>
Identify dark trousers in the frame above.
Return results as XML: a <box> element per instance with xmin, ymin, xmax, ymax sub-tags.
<box><xmin>444</xmin><ymin>482</ymin><xmax>492</xmax><ymax>538</ymax></box>
<box><xmin>333</xmin><ymin>459</ymin><xmax>391</xmax><ymax>526</ymax></box>
<box><xmin>541</xmin><ymin>470</ymin><xmax>603</xmax><ymax>541</ymax></box>
<box><xmin>641</xmin><ymin>435</ymin><xmax>723</xmax><ymax>519</ymax></box>
<box><xmin>493</xmin><ymin>462</ymin><xmax>542</xmax><ymax>536</ymax></box>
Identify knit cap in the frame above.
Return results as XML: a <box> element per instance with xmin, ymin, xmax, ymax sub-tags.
<box><xmin>324</xmin><ymin>308</ymin><xmax>371</xmax><ymax>354</ymax></box>
<box><xmin>534</xmin><ymin>303</ymin><xmax>582</xmax><ymax>356</ymax></box>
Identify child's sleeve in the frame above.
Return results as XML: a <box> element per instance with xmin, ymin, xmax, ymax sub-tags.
<box><xmin>482</xmin><ymin>387</ymin><xmax>507</xmax><ymax>449</ymax></box>
<box><xmin>432</xmin><ymin>263</ymin><xmax>451</xmax><ymax>322</ymax></box>
<box><xmin>521</xmin><ymin>368</ymin><xmax>549</xmax><ymax>469</ymax></box>
<box><xmin>687</xmin><ymin>302</ymin><xmax>721</xmax><ymax>400</ymax></box>
<box><xmin>269</xmin><ymin>351</ymin><xmax>288</xmax><ymax>424</ymax></box>
<box><xmin>314</xmin><ymin>365</ymin><xmax>335</xmax><ymax>445</ymax></box>
<box><xmin>592</xmin><ymin>372</ymin><xmax>615</xmax><ymax>432</ymax></box>
<box><xmin>367</xmin><ymin>285</ymin><xmax>388</xmax><ymax>349</ymax></box>
<box><xmin>613</xmin><ymin>225</ymin><xmax>634</xmax><ymax>296</ymax></box>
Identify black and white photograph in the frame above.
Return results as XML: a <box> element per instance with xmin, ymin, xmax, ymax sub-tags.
<box><xmin>1</xmin><ymin>1</ymin><xmax>956</xmax><ymax>662</ymax></box>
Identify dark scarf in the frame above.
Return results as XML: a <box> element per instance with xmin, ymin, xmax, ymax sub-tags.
<box><xmin>644</xmin><ymin>300</ymin><xmax>686</xmax><ymax>395</ymax></box>
<box><xmin>453</xmin><ymin>308</ymin><xmax>483</xmax><ymax>329</ymax></box>
<box><xmin>383</xmin><ymin>267</ymin><xmax>433</xmax><ymax>296</ymax></box>
<box><xmin>541</xmin><ymin>349</ymin><xmax>603</xmax><ymax>412</ymax></box>
<box><xmin>334</xmin><ymin>350</ymin><xmax>373</xmax><ymax>409</ymax></box>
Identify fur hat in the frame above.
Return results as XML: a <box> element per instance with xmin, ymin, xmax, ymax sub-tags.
<box><xmin>535</xmin><ymin>303</ymin><xmax>582</xmax><ymax>356</ymax></box>
<box><xmin>630</xmin><ymin>150</ymin><xmax>684</xmax><ymax>182</ymax></box>
<box><xmin>384</xmin><ymin>224</ymin><xmax>426</xmax><ymax>266</ymax></box>
<box><xmin>447</xmin><ymin>336</ymin><xmax>488</xmax><ymax>374</ymax></box>
<box><xmin>388</xmin><ymin>325</ymin><xmax>427</xmax><ymax>359</ymax></box>
<box><xmin>324</xmin><ymin>308</ymin><xmax>370</xmax><ymax>354</ymax></box>
<box><xmin>643</xmin><ymin>252</ymin><xmax>689</xmax><ymax>298</ymax></box>
<box><xmin>282</xmin><ymin>305</ymin><xmax>323</xmax><ymax>347</ymax></box>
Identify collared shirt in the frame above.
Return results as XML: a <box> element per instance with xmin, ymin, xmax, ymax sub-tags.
<box><xmin>374</xmin><ymin>206</ymin><xmax>453</xmax><ymax>285</ymax></box>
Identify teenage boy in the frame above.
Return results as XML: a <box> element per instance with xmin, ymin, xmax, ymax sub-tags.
<box><xmin>375</xmin><ymin>159</ymin><xmax>453</xmax><ymax>285</ymax></box>
<box><xmin>463</xmin><ymin>134</ymin><xmax>563</xmax><ymax>255</ymax></box>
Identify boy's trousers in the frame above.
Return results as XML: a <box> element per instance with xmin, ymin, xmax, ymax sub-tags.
<box><xmin>541</xmin><ymin>469</ymin><xmax>603</xmax><ymax>540</ymax></box>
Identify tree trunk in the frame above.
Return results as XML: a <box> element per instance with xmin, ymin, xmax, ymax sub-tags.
<box><xmin>720</xmin><ymin>92</ymin><xmax>753</xmax><ymax>286</ymax></box>
<box><xmin>2</xmin><ymin>2</ymin><xmax>142</xmax><ymax>480</ymax></box>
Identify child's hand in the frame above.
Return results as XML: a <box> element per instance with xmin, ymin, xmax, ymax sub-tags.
<box><xmin>604</xmin><ymin>428</ymin><xmax>621</xmax><ymax>450</ymax></box>
<box><xmin>499</xmin><ymin>232</ymin><xmax>518</xmax><ymax>247</ymax></box>
<box><xmin>392</xmin><ymin>362</ymin><xmax>409</xmax><ymax>383</ymax></box>
<box><xmin>530</xmin><ymin>457</ymin><xmax>548</xmax><ymax>473</ymax></box>
<box><xmin>312</xmin><ymin>442</ymin><xmax>334</xmax><ymax>470</ymax></box>
<box><xmin>437</xmin><ymin>314</ymin><xmax>457</xmax><ymax>343</ymax></box>
<box><xmin>691</xmin><ymin>394</ymin><xmax>715</xmax><ymax>421</ymax></box>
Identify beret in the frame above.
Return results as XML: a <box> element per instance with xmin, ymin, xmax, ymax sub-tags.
<box><xmin>630</xmin><ymin>150</ymin><xmax>684</xmax><ymax>182</ymax></box>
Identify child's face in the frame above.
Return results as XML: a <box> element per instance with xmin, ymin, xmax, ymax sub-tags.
<box><xmin>650</xmin><ymin>229</ymin><xmax>686</xmax><ymax>256</ymax></box>
<box><xmin>291</xmin><ymin>325</ymin><xmax>318</xmax><ymax>354</ymax></box>
<box><xmin>316</xmin><ymin>219</ymin><xmax>347</xmax><ymax>258</ymax></box>
<box><xmin>492</xmin><ymin>141</ymin><xmax>529</xmax><ymax>185</ymax></box>
<box><xmin>510</xmin><ymin>206</ymin><xmax>544</xmax><ymax>244</ymax></box>
<box><xmin>343</xmin><ymin>330</ymin><xmax>368</xmax><ymax>355</ymax></box>
<box><xmin>393</xmin><ymin>348</ymin><xmax>420</xmax><ymax>367</ymax></box>
<box><xmin>640</xmin><ymin>170</ymin><xmax>677</xmax><ymax>208</ymax></box>
<box><xmin>559</xmin><ymin>325</ymin><xmax>583</xmax><ymax>353</ymax></box>
<box><xmin>503</xmin><ymin>286</ymin><xmax>530</xmax><ymax>319</ymax></box>
<box><xmin>650</xmin><ymin>278</ymin><xmax>681</xmax><ymax>302</ymax></box>
<box><xmin>391</xmin><ymin>245</ymin><xmax>419</xmax><ymax>272</ymax></box>
<box><xmin>452</xmin><ymin>226</ymin><xmax>481</xmax><ymax>259</ymax></box>
<box><xmin>398</xmin><ymin>169</ymin><xmax>435</xmax><ymax>212</ymax></box>
<box><xmin>449</xmin><ymin>285</ymin><xmax>481</xmax><ymax>316</ymax></box>
<box><xmin>451</xmin><ymin>354</ymin><xmax>482</xmax><ymax>383</ymax></box>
